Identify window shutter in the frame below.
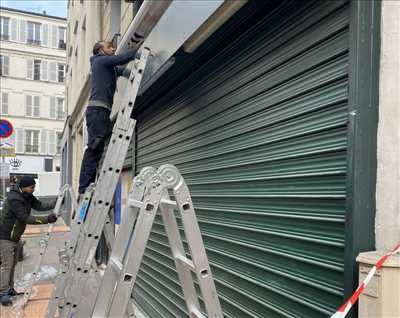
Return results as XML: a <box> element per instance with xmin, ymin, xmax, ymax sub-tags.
<box><xmin>48</xmin><ymin>130</ymin><xmax>56</xmax><ymax>155</ymax></box>
<box><xmin>34</xmin><ymin>96</ymin><xmax>40</xmax><ymax>117</ymax></box>
<box><xmin>49</xmin><ymin>96</ymin><xmax>56</xmax><ymax>119</ymax></box>
<box><xmin>57</xmin><ymin>98</ymin><xmax>65</xmax><ymax>119</ymax></box>
<box><xmin>26</xmin><ymin>95</ymin><xmax>32</xmax><ymax>116</ymax></box>
<box><xmin>10</xmin><ymin>19</ymin><xmax>18</xmax><ymax>41</ymax></box>
<box><xmin>26</xmin><ymin>59</ymin><xmax>33</xmax><ymax>79</ymax></box>
<box><xmin>16</xmin><ymin>128</ymin><xmax>24</xmax><ymax>153</ymax></box>
<box><xmin>41</xmin><ymin>60</ymin><xmax>48</xmax><ymax>81</ymax></box>
<box><xmin>39</xmin><ymin>129</ymin><xmax>47</xmax><ymax>154</ymax></box>
<box><xmin>51</xmin><ymin>25</ymin><xmax>58</xmax><ymax>48</ymax></box>
<box><xmin>49</xmin><ymin>62</ymin><xmax>57</xmax><ymax>82</ymax></box>
<box><xmin>3</xmin><ymin>56</ymin><xmax>9</xmax><ymax>76</ymax></box>
<box><xmin>42</xmin><ymin>23</ymin><xmax>49</xmax><ymax>46</ymax></box>
<box><xmin>1</xmin><ymin>93</ymin><xmax>8</xmax><ymax>115</ymax></box>
<box><xmin>19</xmin><ymin>19</ymin><xmax>26</xmax><ymax>43</ymax></box>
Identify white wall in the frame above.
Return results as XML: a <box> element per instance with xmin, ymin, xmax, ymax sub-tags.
<box><xmin>375</xmin><ymin>0</ymin><xmax>400</xmax><ymax>251</ymax></box>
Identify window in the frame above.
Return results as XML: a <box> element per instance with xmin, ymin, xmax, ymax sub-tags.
<box><xmin>57</xmin><ymin>97</ymin><xmax>65</xmax><ymax>120</ymax></box>
<box><xmin>34</xmin><ymin>59</ymin><xmax>41</xmax><ymax>80</ymax></box>
<box><xmin>0</xmin><ymin>93</ymin><xmax>8</xmax><ymax>115</ymax></box>
<box><xmin>56</xmin><ymin>132</ymin><xmax>63</xmax><ymax>154</ymax></box>
<box><xmin>25</xmin><ymin>130</ymin><xmax>40</xmax><ymax>153</ymax></box>
<box><xmin>27</xmin><ymin>21</ymin><xmax>41</xmax><ymax>44</ymax></box>
<box><xmin>49</xmin><ymin>62</ymin><xmax>57</xmax><ymax>82</ymax></box>
<box><xmin>58</xmin><ymin>64</ymin><xmax>65</xmax><ymax>83</ymax></box>
<box><xmin>26</xmin><ymin>95</ymin><xmax>40</xmax><ymax>117</ymax></box>
<box><xmin>58</xmin><ymin>27</ymin><xmax>66</xmax><ymax>49</ymax></box>
<box><xmin>0</xmin><ymin>16</ymin><xmax>10</xmax><ymax>40</ymax></box>
<box><xmin>44</xmin><ymin>158</ymin><xmax>53</xmax><ymax>172</ymax></box>
<box><xmin>0</xmin><ymin>55</ymin><xmax>9</xmax><ymax>76</ymax></box>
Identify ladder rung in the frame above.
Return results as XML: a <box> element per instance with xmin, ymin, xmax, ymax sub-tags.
<box><xmin>191</xmin><ymin>309</ymin><xmax>206</xmax><ymax>318</ymax></box>
<box><xmin>160</xmin><ymin>198</ymin><xmax>177</xmax><ymax>209</ymax></box>
<box><xmin>176</xmin><ymin>255</ymin><xmax>195</xmax><ymax>272</ymax></box>
<box><xmin>109</xmin><ymin>257</ymin><xmax>123</xmax><ymax>273</ymax></box>
<box><xmin>128</xmin><ymin>199</ymin><xmax>144</xmax><ymax>209</ymax></box>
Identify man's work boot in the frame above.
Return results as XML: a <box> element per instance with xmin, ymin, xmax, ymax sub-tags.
<box><xmin>0</xmin><ymin>294</ymin><xmax>12</xmax><ymax>306</ymax></box>
<box><xmin>9</xmin><ymin>288</ymin><xmax>24</xmax><ymax>296</ymax></box>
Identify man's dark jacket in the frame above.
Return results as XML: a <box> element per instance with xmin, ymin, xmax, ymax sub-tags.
<box><xmin>0</xmin><ymin>186</ymin><xmax>56</xmax><ymax>242</ymax></box>
<box><xmin>88</xmin><ymin>50</ymin><xmax>136</xmax><ymax>109</ymax></box>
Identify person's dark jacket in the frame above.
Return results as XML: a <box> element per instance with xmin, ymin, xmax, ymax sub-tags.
<box><xmin>0</xmin><ymin>186</ymin><xmax>56</xmax><ymax>242</ymax></box>
<box><xmin>88</xmin><ymin>50</ymin><xmax>137</xmax><ymax>109</ymax></box>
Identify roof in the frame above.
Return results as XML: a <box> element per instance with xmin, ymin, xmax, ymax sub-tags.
<box><xmin>0</xmin><ymin>6</ymin><xmax>66</xmax><ymax>21</ymax></box>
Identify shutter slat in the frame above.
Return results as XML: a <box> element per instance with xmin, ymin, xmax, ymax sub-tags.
<box><xmin>51</xmin><ymin>25</ymin><xmax>58</xmax><ymax>48</ymax></box>
<box><xmin>3</xmin><ymin>56</ymin><xmax>9</xmax><ymax>76</ymax></box>
<box><xmin>49</xmin><ymin>62</ymin><xmax>57</xmax><ymax>82</ymax></box>
<box><xmin>42</xmin><ymin>24</ymin><xmax>49</xmax><ymax>47</ymax></box>
<box><xmin>48</xmin><ymin>130</ymin><xmax>56</xmax><ymax>155</ymax></box>
<box><xmin>41</xmin><ymin>60</ymin><xmax>48</xmax><ymax>81</ymax></box>
<box><xmin>40</xmin><ymin>129</ymin><xmax>48</xmax><ymax>154</ymax></box>
<box><xmin>19</xmin><ymin>19</ymin><xmax>26</xmax><ymax>43</ymax></box>
<box><xmin>16</xmin><ymin>128</ymin><xmax>24</xmax><ymax>153</ymax></box>
<box><xmin>27</xmin><ymin>59</ymin><xmax>33</xmax><ymax>79</ymax></box>
<box><xmin>50</xmin><ymin>96</ymin><xmax>56</xmax><ymax>119</ymax></box>
<box><xmin>34</xmin><ymin>96</ymin><xmax>40</xmax><ymax>117</ymax></box>
<box><xmin>26</xmin><ymin>95</ymin><xmax>32</xmax><ymax>116</ymax></box>
<box><xmin>1</xmin><ymin>93</ymin><xmax>8</xmax><ymax>115</ymax></box>
<box><xmin>10</xmin><ymin>19</ymin><xmax>18</xmax><ymax>41</ymax></box>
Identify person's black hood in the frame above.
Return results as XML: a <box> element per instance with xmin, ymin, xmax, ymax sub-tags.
<box><xmin>7</xmin><ymin>185</ymin><xmax>34</xmax><ymax>202</ymax></box>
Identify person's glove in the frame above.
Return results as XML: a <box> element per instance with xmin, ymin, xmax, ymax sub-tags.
<box><xmin>47</xmin><ymin>213</ymin><xmax>58</xmax><ymax>223</ymax></box>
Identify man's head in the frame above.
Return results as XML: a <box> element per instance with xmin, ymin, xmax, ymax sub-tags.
<box><xmin>18</xmin><ymin>176</ymin><xmax>36</xmax><ymax>194</ymax></box>
<box><xmin>93</xmin><ymin>41</ymin><xmax>115</xmax><ymax>56</ymax></box>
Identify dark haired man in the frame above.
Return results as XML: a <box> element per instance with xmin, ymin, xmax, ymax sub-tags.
<box><xmin>0</xmin><ymin>176</ymin><xmax>57</xmax><ymax>306</ymax></box>
<box><xmin>78</xmin><ymin>41</ymin><xmax>137</xmax><ymax>195</ymax></box>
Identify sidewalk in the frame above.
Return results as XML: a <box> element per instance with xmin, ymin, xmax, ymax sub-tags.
<box><xmin>0</xmin><ymin>220</ymin><xmax>69</xmax><ymax>318</ymax></box>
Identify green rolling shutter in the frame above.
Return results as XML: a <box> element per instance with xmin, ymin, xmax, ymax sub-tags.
<box><xmin>133</xmin><ymin>1</ymin><xmax>350</xmax><ymax>317</ymax></box>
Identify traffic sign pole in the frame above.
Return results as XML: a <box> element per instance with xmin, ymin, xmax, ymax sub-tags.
<box><xmin>0</xmin><ymin>120</ymin><xmax>13</xmax><ymax>199</ymax></box>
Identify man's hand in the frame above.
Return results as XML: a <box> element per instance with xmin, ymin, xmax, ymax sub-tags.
<box><xmin>47</xmin><ymin>213</ymin><xmax>58</xmax><ymax>223</ymax></box>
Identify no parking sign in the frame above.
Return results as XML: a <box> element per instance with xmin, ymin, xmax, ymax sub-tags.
<box><xmin>0</xmin><ymin>119</ymin><xmax>16</xmax><ymax>157</ymax></box>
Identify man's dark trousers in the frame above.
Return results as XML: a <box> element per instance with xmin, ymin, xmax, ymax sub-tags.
<box><xmin>0</xmin><ymin>240</ymin><xmax>17</xmax><ymax>296</ymax></box>
<box><xmin>78</xmin><ymin>106</ymin><xmax>111</xmax><ymax>194</ymax></box>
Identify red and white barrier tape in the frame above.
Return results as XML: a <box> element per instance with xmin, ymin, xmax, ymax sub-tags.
<box><xmin>331</xmin><ymin>243</ymin><xmax>400</xmax><ymax>318</ymax></box>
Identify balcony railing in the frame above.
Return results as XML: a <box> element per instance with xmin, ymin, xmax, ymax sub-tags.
<box><xmin>27</xmin><ymin>39</ymin><xmax>41</xmax><ymax>45</ymax></box>
<box><xmin>58</xmin><ymin>40</ymin><xmax>67</xmax><ymax>50</ymax></box>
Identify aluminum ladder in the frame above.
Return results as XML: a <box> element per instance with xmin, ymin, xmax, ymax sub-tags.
<box><xmin>20</xmin><ymin>184</ymin><xmax>77</xmax><ymax>308</ymax></box>
<box><xmin>45</xmin><ymin>47</ymin><xmax>150</xmax><ymax>318</ymax></box>
<box><xmin>91</xmin><ymin>164</ymin><xmax>223</xmax><ymax>318</ymax></box>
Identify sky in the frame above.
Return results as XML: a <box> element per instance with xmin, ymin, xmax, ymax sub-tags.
<box><xmin>1</xmin><ymin>0</ymin><xmax>67</xmax><ymax>18</ymax></box>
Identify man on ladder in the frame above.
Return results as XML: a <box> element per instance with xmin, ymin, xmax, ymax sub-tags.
<box><xmin>0</xmin><ymin>176</ymin><xmax>58</xmax><ymax>306</ymax></box>
<box><xmin>78</xmin><ymin>41</ymin><xmax>137</xmax><ymax>196</ymax></box>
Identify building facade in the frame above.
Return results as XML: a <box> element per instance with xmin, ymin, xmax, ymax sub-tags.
<box><xmin>64</xmin><ymin>1</ymin><xmax>399</xmax><ymax>317</ymax></box>
<box><xmin>0</xmin><ymin>7</ymin><xmax>66</xmax><ymax>195</ymax></box>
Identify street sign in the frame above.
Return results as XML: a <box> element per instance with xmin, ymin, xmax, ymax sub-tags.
<box><xmin>0</xmin><ymin>120</ymin><xmax>15</xmax><ymax>157</ymax></box>
<box><xmin>0</xmin><ymin>134</ymin><xmax>16</xmax><ymax>157</ymax></box>
<box><xmin>0</xmin><ymin>162</ymin><xmax>10</xmax><ymax>179</ymax></box>
<box><xmin>0</xmin><ymin>119</ymin><xmax>13</xmax><ymax>138</ymax></box>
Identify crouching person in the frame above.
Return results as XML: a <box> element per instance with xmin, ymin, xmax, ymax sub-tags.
<box><xmin>0</xmin><ymin>176</ymin><xmax>57</xmax><ymax>306</ymax></box>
